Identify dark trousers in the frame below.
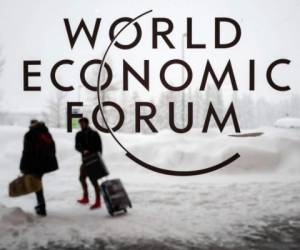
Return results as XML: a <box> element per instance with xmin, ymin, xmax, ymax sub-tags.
<box><xmin>36</xmin><ymin>189</ymin><xmax>45</xmax><ymax>206</ymax></box>
<box><xmin>35</xmin><ymin>174</ymin><xmax>45</xmax><ymax>206</ymax></box>
<box><xmin>79</xmin><ymin>165</ymin><xmax>100</xmax><ymax>197</ymax></box>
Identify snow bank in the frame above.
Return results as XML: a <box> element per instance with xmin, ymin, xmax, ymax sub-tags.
<box><xmin>0</xmin><ymin>125</ymin><xmax>300</xmax><ymax>178</ymax></box>
<box><xmin>0</xmin><ymin>204</ymin><xmax>33</xmax><ymax>244</ymax></box>
<box><xmin>274</xmin><ymin>117</ymin><xmax>300</xmax><ymax>129</ymax></box>
<box><xmin>0</xmin><ymin>204</ymin><xmax>33</xmax><ymax>226</ymax></box>
<box><xmin>126</xmin><ymin>127</ymin><xmax>300</xmax><ymax>175</ymax></box>
<box><xmin>0</xmin><ymin>125</ymin><xmax>299</xmax><ymax>249</ymax></box>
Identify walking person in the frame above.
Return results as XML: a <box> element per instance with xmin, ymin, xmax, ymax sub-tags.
<box><xmin>20</xmin><ymin>120</ymin><xmax>59</xmax><ymax>216</ymax></box>
<box><xmin>75</xmin><ymin>117</ymin><xmax>104</xmax><ymax>210</ymax></box>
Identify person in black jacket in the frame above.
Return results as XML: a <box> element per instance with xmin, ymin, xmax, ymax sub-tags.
<box><xmin>75</xmin><ymin>117</ymin><xmax>103</xmax><ymax>209</ymax></box>
<box><xmin>20</xmin><ymin>120</ymin><xmax>59</xmax><ymax>216</ymax></box>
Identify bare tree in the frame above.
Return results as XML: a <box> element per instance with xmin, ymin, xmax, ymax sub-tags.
<box><xmin>156</xmin><ymin>90</ymin><xmax>179</xmax><ymax>131</ymax></box>
<box><xmin>47</xmin><ymin>91</ymin><xmax>66</xmax><ymax>128</ymax></box>
<box><xmin>90</xmin><ymin>55</ymin><xmax>118</xmax><ymax>106</ymax></box>
<box><xmin>0</xmin><ymin>47</ymin><xmax>4</xmax><ymax>76</ymax></box>
<box><xmin>0</xmin><ymin>47</ymin><xmax>5</xmax><ymax>108</ymax></box>
<box><xmin>87</xmin><ymin>55</ymin><xmax>121</xmax><ymax>130</ymax></box>
<box><xmin>202</xmin><ymin>84</ymin><xmax>224</xmax><ymax>128</ymax></box>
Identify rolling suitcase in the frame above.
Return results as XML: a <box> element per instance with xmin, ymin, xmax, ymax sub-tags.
<box><xmin>101</xmin><ymin>179</ymin><xmax>132</xmax><ymax>216</ymax></box>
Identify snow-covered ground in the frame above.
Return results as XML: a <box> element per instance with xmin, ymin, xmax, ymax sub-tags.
<box><xmin>0</xmin><ymin>125</ymin><xmax>300</xmax><ymax>250</ymax></box>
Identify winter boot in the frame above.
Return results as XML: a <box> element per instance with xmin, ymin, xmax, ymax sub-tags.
<box><xmin>90</xmin><ymin>196</ymin><xmax>101</xmax><ymax>210</ymax></box>
<box><xmin>35</xmin><ymin>204</ymin><xmax>47</xmax><ymax>217</ymax></box>
<box><xmin>77</xmin><ymin>195</ymin><xmax>89</xmax><ymax>204</ymax></box>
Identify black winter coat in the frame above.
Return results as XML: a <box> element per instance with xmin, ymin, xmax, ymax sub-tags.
<box><xmin>20</xmin><ymin>123</ymin><xmax>59</xmax><ymax>176</ymax></box>
<box><xmin>75</xmin><ymin>127</ymin><xmax>102</xmax><ymax>155</ymax></box>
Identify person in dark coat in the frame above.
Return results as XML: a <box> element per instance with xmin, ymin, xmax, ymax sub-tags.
<box><xmin>20</xmin><ymin>120</ymin><xmax>59</xmax><ymax>216</ymax></box>
<box><xmin>75</xmin><ymin>117</ymin><xmax>103</xmax><ymax>209</ymax></box>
